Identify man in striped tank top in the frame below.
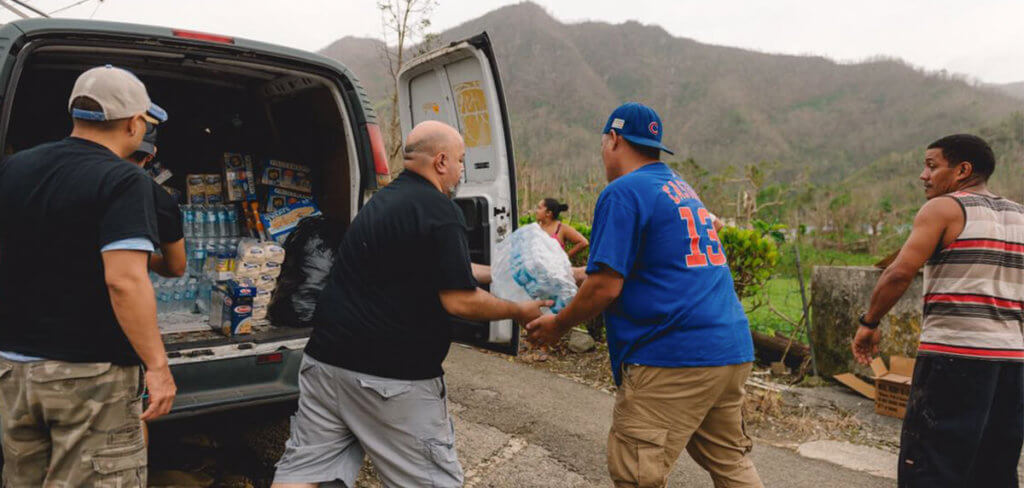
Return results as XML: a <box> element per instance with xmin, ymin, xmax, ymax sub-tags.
<box><xmin>852</xmin><ymin>134</ymin><xmax>1023</xmax><ymax>487</ymax></box>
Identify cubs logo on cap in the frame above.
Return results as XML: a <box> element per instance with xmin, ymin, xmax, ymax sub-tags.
<box><xmin>602</xmin><ymin>102</ymin><xmax>673</xmax><ymax>155</ymax></box>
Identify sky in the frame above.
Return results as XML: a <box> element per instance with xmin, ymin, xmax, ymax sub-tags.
<box><xmin>2</xmin><ymin>0</ymin><xmax>1021</xmax><ymax>84</ymax></box>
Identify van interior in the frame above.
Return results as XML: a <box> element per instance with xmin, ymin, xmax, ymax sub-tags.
<box><xmin>1</xmin><ymin>42</ymin><xmax>360</xmax><ymax>351</ymax></box>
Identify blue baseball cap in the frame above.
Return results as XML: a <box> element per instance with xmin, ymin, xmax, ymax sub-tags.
<box><xmin>602</xmin><ymin>102</ymin><xmax>673</xmax><ymax>155</ymax></box>
<box><xmin>135</xmin><ymin>122</ymin><xmax>158</xmax><ymax>157</ymax></box>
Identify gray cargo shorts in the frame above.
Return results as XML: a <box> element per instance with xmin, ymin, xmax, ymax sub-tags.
<box><xmin>273</xmin><ymin>354</ymin><xmax>462</xmax><ymax>487</ymax></box>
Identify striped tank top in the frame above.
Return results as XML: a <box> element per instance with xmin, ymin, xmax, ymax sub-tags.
<box><xmin>921</xmin><ymin>192</ymin><xmax>1024</xmax><ymax>361</ymax></box>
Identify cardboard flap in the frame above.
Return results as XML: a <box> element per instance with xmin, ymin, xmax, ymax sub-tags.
<box><xmin>870</xmin><ymin>357</ymin><xmax>888</xmax><ymax>377</ymax></box>
<box><xmin>889</xmin><ymin>356</ymin><xmax>916</xmax><ymax>378</ymax></box>
<box><xmin>834</xmin><ymin>373</ymin><xmax>876</xmax><ymax>400</ymax></box>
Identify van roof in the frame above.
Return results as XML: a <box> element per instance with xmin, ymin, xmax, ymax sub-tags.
<box><xmin>1</xmin><ymin>18</ymin><xmax>376</xmax><ymax>123</ymax></box>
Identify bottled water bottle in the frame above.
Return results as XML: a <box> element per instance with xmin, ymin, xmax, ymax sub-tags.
<box><xmin>192</xmin><ymin>206</ymin><xmax>204</xmax><ymax>237</ymax></box>
<box><xmin>203</xmin><ymin>205</ymin><xmax>218</xmax><ymax>237</ymax></box>
<box><xmin>182</xmin><ymin>205</ymin><xmax>195</xmax><ymax>238</ymax></box>
<box><xmin>156</xmin><ymin>280</ymin><xmax>172</xmax><ymax>315</ymax></box>
<box><xmin>217</xmin><ymin>205</ymin><xmax>231</xmax><ymax>237</ymax></box>
<box><xmin>171</xmin><ymin>279</ymin><xmax>185</xmax><ymax>313</ymax></box>
<box><xmin>196</xmin><ymin>277</ymin><xmax>212</xmax><ymax>314</ymax></box>
<box><xmin>204</xmin><ymin>240</ymin><xmax>218</xmax><ymax>277</ymax></box>
<box><xmin>226</xmin><ymin>205</ymin><xmax>240</xmax><ymax>237</ymax></box>
<box><xmin>185</xmin><ymin>278</ymin><xmax>199</xmax><ymax>314</ymax></box>
<box><xmin>188</xmin><ymin>239</ymin><xmax>207</xmax><ymax>276</ymax></box>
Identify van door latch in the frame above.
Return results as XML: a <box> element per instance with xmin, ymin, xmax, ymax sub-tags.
<box><xmin>493</xmin><ymin>206</ymin><xmax>507</xmax><ymax>216</ymax></box>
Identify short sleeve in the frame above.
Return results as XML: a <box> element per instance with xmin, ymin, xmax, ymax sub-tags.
<box><xmin>99</xmin><ymin>168</ymin><xmax>159</xmax><ymax>249</ymax></box>
<box><xmin>586</xmin><ymin>194</ymin><xmax>643</xmax><ymax>276</ymax></box>
<box><xmin>431</xmin><ymin>222</ymin><xmax>478</xmax><ymax>291</ymax></box>
<box><xmin>153</xmin><ymin>184</ymin><xmax>184</xmax><ymax>243</ymax></box>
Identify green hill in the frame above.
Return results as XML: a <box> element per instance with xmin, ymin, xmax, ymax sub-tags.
<box><xmin>320</xmin><ymin>2</ymin><xmax>1023</xmax><ymax>185</ymax></box>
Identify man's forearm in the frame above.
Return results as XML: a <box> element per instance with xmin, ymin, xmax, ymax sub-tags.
<box><xmin>554</xmin><ymin>279</ymin><xmax>616</xmax><ymax>330</ymax></box>
<box><xmin>864</xmin><ymin>267</ymin><xmax>917</xmax><ymax>323</ymax></box>
<box><xmin>108</xmin><ymin>277</ymin><xmax>167</xmax><ymax>369</ymax></box>
<box><xmin>441</xmin><ymin>288</ymin><xmax>519</xmax><ymax>322</ymax></box>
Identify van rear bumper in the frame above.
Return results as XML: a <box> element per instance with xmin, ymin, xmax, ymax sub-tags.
<box><xmin>157</xmin><ymin>347</ymin><xmax>305</xmax><ymax>422</ymax></box>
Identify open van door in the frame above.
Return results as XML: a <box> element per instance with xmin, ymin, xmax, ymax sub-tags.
<box><xmin>398</xmin><ymin>32</ymin><xmax>519</xmax><ymax>354</ymax></box>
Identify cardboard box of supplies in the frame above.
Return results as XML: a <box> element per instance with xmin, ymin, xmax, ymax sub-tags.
<box><xmin>833</xmin><ymin>356</ymin><xmax>915</xmax><ymax>419</ymax></box>
<box><xmin>209</xmin><ymin>280</ymin><xmax>255</xmax><ymax>337</ymax></box>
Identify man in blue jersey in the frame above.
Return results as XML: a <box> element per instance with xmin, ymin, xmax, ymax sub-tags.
<box><xmin>527</xmin><ymin>102</ymin><xmax>762</xmax><ymax>487</ymax></box>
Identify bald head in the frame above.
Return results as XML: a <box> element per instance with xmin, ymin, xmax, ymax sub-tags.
<box><xmin>404</xmin><ymin>121</ymin><xmax>463</xmax><ymax>161</ymax></box>
<box><xmin>403</xmin><ymin>121</ymin><xmax>466</xmax><ymax>197</ymax></box>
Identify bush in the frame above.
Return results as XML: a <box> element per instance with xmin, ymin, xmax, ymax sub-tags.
<box><xmin>719</xmin><ymin>226</ymin><xmax>780</xmax><ymax>300</ymax></box>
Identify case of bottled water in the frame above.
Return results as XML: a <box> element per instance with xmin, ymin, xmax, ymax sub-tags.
<box><xmin>491</xmin><ymin>223</ymin><xmax>578</xmax><ymax>314</ymax></box>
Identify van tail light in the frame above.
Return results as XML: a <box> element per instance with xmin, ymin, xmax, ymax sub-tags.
<box><xmin>172</xmin><ymin>29</ymin><xmax>235</xmax><ymax>44</ymax></box>
<box><xmin>366</xmin><ymin>123</ymin><xmax>391</xmax><ymax>187</ymax></box>
<box><xmin>256</xmin><ymin>353</ymin><xmax>283</xmax><ymax>365</ymax></box>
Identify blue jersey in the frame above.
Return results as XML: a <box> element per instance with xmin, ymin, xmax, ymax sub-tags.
<box><xmin>586</xmin><ymin>162</ymin><xmax>754</xmax><ymax>385</ymax></box>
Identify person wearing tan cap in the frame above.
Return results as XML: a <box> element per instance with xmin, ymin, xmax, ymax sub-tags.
<box><xmin>0</xmin><ymin>65</ymin><xmax>174</xmax><ymax>486</ymax></box>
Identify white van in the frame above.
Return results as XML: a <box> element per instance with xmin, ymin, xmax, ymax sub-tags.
<box><xmin>0</xmin><ymin>19</ymin><xmax>518</xmax><ymax>419</ymax></box>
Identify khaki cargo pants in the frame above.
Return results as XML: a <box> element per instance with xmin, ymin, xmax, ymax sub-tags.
<box><xmin>0</xmin><ymin>358</ymin><xmax>146</xmax><ymax>487</ymax></box>
<box><xmin>608</xmin><ymin>362</ymin><xmax>763</xmax><ymax>488</ymax></box>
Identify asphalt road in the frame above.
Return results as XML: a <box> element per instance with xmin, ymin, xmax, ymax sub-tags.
<box><xmin>442</xmin><ymin>344</ymin><xmax>894</xmax><ymax>487</ymax></box>
<box><xmin>146</xmin><ymin>345</ymin><xmax>896</xmax><ymax>487</ymax></box>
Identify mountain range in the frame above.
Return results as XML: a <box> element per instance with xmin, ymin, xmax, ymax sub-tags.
<box><xmin>320</xmin><ymin>2</ymin><xmax>1024</xmax><ymax>184</ymax></box>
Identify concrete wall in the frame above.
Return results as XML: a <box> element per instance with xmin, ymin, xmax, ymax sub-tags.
<box><xmin>810</xmin><ymin>266</ymin><xmax>923</xmax><ymax>377</ymax></box>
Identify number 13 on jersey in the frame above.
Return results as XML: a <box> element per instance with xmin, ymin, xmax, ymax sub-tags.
<box><xmin>678</xmin><ymin>207</ymin><xmax>726</xmax><ymax>267</ymax></box>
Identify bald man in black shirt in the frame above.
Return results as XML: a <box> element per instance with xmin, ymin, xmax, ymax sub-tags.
<box><xmin>273</xmin><ymin>121</ymin><xmax>548</xmax><ymax>488</ymax></box>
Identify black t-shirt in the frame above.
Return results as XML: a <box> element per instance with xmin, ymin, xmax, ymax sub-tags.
<box><xmin>152</xmin><ymin>181</ymin><xmax>183</xmax><ymax>243</ymax></box>
<box><xmin>306</xmin><ymin>171</ymin><xmax>477</xmax><ymax>379</ymax></box>
<box><xmin>0</xmin><ymin>137</ymin><xmax>159</xmax><ymax>365</ymax></box>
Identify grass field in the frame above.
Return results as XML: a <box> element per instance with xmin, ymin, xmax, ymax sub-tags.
<box><xmin>743</xmin><ymin>278</ymin><xmax>808</xmax><ymax>342</ymax></box>
<box><xmin>744</xmin><ymin>242</ymin><xmax>880</xmax><ymax>344</ymax></box>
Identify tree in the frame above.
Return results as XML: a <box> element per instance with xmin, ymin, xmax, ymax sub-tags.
<box><xmin>378</xmin><ymin>0</ymin><xmax>439</xmax><ymax>172</ymax></box>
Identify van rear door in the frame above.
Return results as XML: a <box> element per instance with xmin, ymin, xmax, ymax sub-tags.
<box><xmin>397</xmin><ymin>32</ymin><xmax>518</xmax><ymax>354</ymax></box>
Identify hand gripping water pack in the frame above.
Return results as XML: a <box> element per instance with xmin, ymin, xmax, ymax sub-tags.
<box><xmin>491</xmin><ymin>223</ymin><xmax>578</xmax><ymax>314</ymax></box>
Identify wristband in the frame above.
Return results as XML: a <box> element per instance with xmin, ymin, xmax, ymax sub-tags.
<box><xmin>858</xmin><ymin>314</ymin><xmax>880</xmax><ymax>330</ymax></box>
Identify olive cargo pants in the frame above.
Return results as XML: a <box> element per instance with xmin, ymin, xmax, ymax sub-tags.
<box><xmin>608</xmin><ymin>362</ymin><xmax>763</xmax><ymax>488</ymax></box>
<box><xmin>0</xmin><ymin>358</ymin><xmax>146</xmax><ymax>487</ymax></box>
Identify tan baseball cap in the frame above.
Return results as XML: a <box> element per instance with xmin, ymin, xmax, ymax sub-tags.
<box><xmin>68</xmin><ymin>65</ymin><xmax>168</xmax><ymax>124</ymax></box>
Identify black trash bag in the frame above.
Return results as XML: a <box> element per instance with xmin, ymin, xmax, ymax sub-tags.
<box><xmin>268</xmin><ymin>215</ymin><xmax>344</xmax><ymax>328</ymax></box>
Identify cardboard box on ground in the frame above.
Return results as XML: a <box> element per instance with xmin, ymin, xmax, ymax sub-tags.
<box><xmin>834</xmin><ymin>356</ymin><xmax>915</xmax><ymax>419</ymax></box>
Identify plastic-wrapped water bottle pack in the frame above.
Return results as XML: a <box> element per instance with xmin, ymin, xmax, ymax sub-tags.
<box><xmin>491</xmin><ymin>223</ymin><xmax>578</xmax><ymax>314</ymax></box>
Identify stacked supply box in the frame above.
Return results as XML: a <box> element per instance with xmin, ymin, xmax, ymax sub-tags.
<box><xmin>235</xmin><ymin>239</ymin><xmax>286</xmax><ymax>321</ymax></box>
<box><xmin>223</xmin><ymin>152</ymin><xmax>257</xmax><ymax>202</ymax></box>
<box><xmin>261</xmin><ymin>200</ymin><xmax>321</xmax><ymax>243</ymax></box>
<box><xmin>210</xmin><ymin>280</ymin><xmax>255</xmax><ymax>336</ymax></box>
<box><xmin>186</xmin><ymin>174</ymin><xmax>224</xmax><ymax>204</ymax></box>
<box><xmin>260</xmin><ymin>159</ymin><xmax>312</xmax><ymax>194</ymax></box>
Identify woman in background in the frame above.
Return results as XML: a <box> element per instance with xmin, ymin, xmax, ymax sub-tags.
<box><xmin>535</xmin><ymin>198</ymin><xmax>589</xmax><ymax>259</ymax></box>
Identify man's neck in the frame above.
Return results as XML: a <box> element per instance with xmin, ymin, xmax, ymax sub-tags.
<box><xmin>404</xmin><ymin>166</ymin><xmax>445</xmax><ymax>194</ymax></box>
<box><xmin>69</xmin><ymin>128</ymin><xmax>126</xmax><ymax>158</ymax></box>
<box><xmin>955</xmin><ymin>181</ymin><xmax>991</xmax><ymax>196</ymax></box>
<box><xmin>612</xmin><ymin>158</ymin><xmax>660</xmax><ymax>181</ymax></box>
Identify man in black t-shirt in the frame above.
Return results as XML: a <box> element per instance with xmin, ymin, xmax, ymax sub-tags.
<box><xmin>0</xmin><ymin>65</ymin><xmax>176</xmax><ymax>486</ymax></box>
<box><xmin>126</xmin><ymin>123</ymin><xmax>186</xmax><ymax>277</ymax></box>
<box><xmin>273</xmin><ymin>121</ymin><xmax>548</xmax><ymax>487</ymax></box>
